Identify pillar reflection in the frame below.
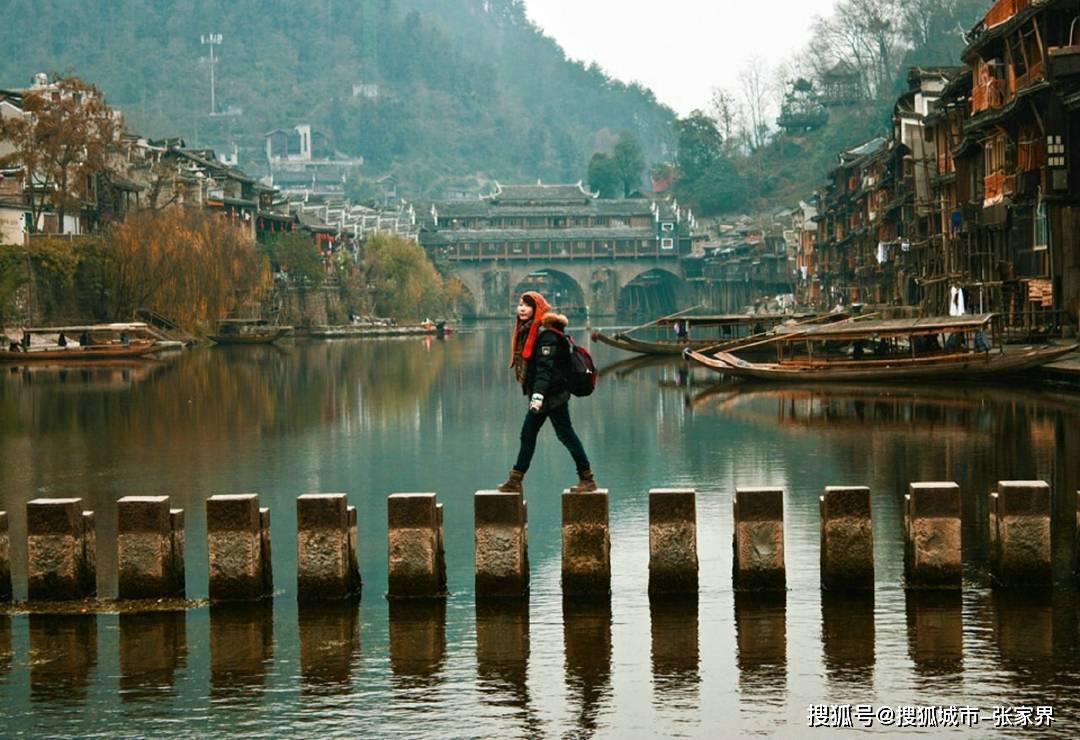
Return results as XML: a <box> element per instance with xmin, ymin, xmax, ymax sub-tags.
<box><xmin>0</xmin><ymin>615</ymin><xmax>10</xmax><ymax>676</ymax></box>
<box><xmin>29</xmin><ymin>614</ymin><xmax>98</xmax><ymax>703</ymax></box>
<box><xmin>389</xmin><ymin>599</ymin><xmax>447</xmax><ymax>689</ymax></box>
<box><xmin>821</xmin><ymin>591</ymin><xmax>875</xmax><ymax>692</ymax></box>
<box><xmin>476</xmin><ymin>598</ymin><xmax>535</xmax><ymax>729</ymax></box>
<box><xmin>649</xmin><ymin>596</ymin><xmax>700</xmax><ymax>708</ymax></box>
<box><xmin>734</xmin><ymin>592</ymin><xmax>786</xmax><ymax>701</ymax></box>
<box><xmin>119</xmin><ymin>611</ymin><xmax>187</xmax><ymax>701</ymax></box>
<box><xmin>299</xmin><ymin>599</ymin><xmax>361</xmax><ymax>695</ymax></box>
<box><xmin>209</xmin><ymin>601</ymin><xmax>274</xmax><ymax>701</ymax></box>
<box><xmin>905</xmin><ymin>590</ymin><xmax>963</xmax><ymax>678</ymax></box>
<box><xmin>563</xmin><ymin>597</ymin><xmax>612</xmax><ymax>736</ymax></box>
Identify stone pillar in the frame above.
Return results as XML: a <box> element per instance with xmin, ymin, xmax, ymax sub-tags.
<box><xmin>387</xmin><ymin>493</ymin><xmax>447</xmax><ymax>599</ymax></box>
<box><xmin>561</xmin><ymin>489</ymin><xmax>610</xmax><ymax>596</ymax></box>
<box><xmin>732</xmin><ymin>487</ymin><xmax>785</xmax><ymax>591</ymax></box>
<box><xmin>206</xmin><ymin>494</ymin><xmax>272</xmax><ymax>601</ymax></box>
<box><xmin>81</xmin><ymin>510</ymin><xmax>97</xmax><ymax>597</ymax></box>
<box><xmin>820</xmin><ymin>486</ymin><xmax>874</xmax><ymax>591</ymax></box>
<box><xmin>117</xmin><ymin>496</ymin><xmax>186</xmax><ymax>600</ymax></box>
<box><xmin>989</xmin><ymin>480</ymin><xmax>1051</xmax><ymax>587</ymax></box>
<box><xmin>26</xmin><ymin>498</ymin><xmax>96</xmax><ymax>601</ymax></box>
<box><xmin>474</xmin><ymin>491</ymin><xmax>529</xmax><ymax>597</ymax></box>
<box><xmin>171</xmin><ymin>509</ymin><xmax>186</xmax><ymax>596</ymax></box>
<box><xmin>0</xmin><ymin>511</ymin><xmax>10</xmax><ymax>602</ymax></box>
<box><xmin>904</xmin><ymin>482</ymin><xmax>961</xmax><ymax>589</ymax></box>
<box><xmin>648</xmin><ymin>488</ymin><xmax>698</xmax><ymax>595</ymax></box>
<box><xmin>297</xmin><ymin>493</ymin><xmax>361</xmax><ymax>601</ymax></box>
<box><xmin>260</xmin><ymin>507</ymin><xmax>273</xmax><ymax>596</ymax></box>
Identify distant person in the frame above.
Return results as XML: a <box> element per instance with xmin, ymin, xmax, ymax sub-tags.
<box><xmin>677</xmin><ymin>320</ymin><xmax>689</xmax><ymax>341</ymax></box>
<box><xmin>21</xmin><ymin>332</ymin><xmax>30</xmax><ymax>349</ymax></box>
<box><xmin>57</xmin><ymin>332</ymin><xmax>67</xmax><ymax>348</ymax></box>
<box><xmin>496</xmin><ymin>291</ymin><xmax>597</xmax><ymax>494</ymax></box>
<box><xmin>8</xmin><ymin>341</ymin><xmax>21</xmax><ymax>352</ymax></box>
<box><xmin>79</xmin><ymin>331</ymin><xmax>91</xmax><ymax>346</ymax></box>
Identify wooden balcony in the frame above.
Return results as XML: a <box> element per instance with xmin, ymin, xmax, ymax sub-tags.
<box><xmin>983</xmin><ymin>170</ymin><xmax>1016</xmax><ymax>207</ymax></box>
<box><xmin>971</xmin><ymin>77</ymin><xmax>1005</xmax><ymax>114</ymax></box>
<box><xmin>984</xmin><ymin>0</ymin><xmax>1029</xmax><ymax>29</ymax></box>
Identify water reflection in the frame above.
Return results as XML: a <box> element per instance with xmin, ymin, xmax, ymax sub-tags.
<box><xmin>29</xmin><ymin>614</ymin><xmax>97</xmax><ymax>702</ymax></box>
<box><xmin>0</xmin><ymin>615</ymin><xmax>10</xmax><ymax>675</ymax></box>
<box><xmin>563</xmin><ymin>597</ymin><xmax>612</xmax><ymax>735</ymax></box>
<box><xmin>649</xmin><ymin>596</ymin><xmax>700</xmax><ymax>709</ymax></box>
<box><xmin>905</xmin><ymin>591</ymin><xmax>963</xmax><ymax>679</ymax></box>
<box><xmin>475</xmin><ymin>598</ymin><xmax>534</xmax><ymax>728</ymax></box>
<box><xmin>298</xmin><ymin>600</ymin><xmax>361</xmax><ymax>694</ymax></box>
<box><xmin>209</xmin><ymin>602</ymin><xmax>274</xmax><ymax>702</ymax></box>
<box><xmin>734</xmin><ymin>593</ymin><xmax>786</xmax><ymax>702</ymax></box>
<box><xmin>119</xmin><ymin>611</ymin><xmax>187</xmax><ymax>701</ymax></box>
<box><xmin>820</xmin><ymin>592</ymin><xmax>875</xmax><ymax>694</ymax></box>
<box><xmin>388</xmin><ymin>600</ymin><xmax>446</xmax><ymax>687</ymax></box>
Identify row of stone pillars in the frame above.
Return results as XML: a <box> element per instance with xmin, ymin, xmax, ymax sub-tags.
<box><xmin>0</xmin><ymin>480</ymin><xmax>1067</xmax><ymax>603</ymax></box>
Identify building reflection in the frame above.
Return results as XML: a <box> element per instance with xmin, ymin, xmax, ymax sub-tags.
<box><xmin>118</xmin><ymin>611</ymin><xmax>187</xmax><ymax>701</ymax></box>
<box><xmin>29</xmin><ymin>614</ymin><xmax>97</xmax><ymax>703</ymax></box>
<box><xmin>734</xmin><ymin>592</ymin><xmax>786</xmax><ymax>701</ymax></box>
<box><xmin>299</xmin><ymin>600</ymin><xmax>361</xmax><ymax>695</ymax></box>
<box><xmin>563</xmin><ymin>597</ymin><xmax>612</xmax><ymax>736</ymax></box>
<box><xmin>389</xmin><ymin>599</ymin><xmax>446</xmax><ymax>689</ymax></box>
<box><xmin>209</xmin><ymin>601</ymin><xmax>274</xmax><ymax>701</ymax></box>
<box><xmin>820</xmin><ymin>591</ymin><xmax>875</xmax><ymax>693</ymax></box>
<box><xmin>905</xmin><ymin>591</ymin><xmax>963</xmax><ymax>679</ymax></box>
<box><xmin>649</xmin><ymin>596</ymin><xmax>700</xmax><ymax>709</ymax></box>
<box><xmin>476</xmin><ymin>598</ymin><xmax>535</xmax><ymax>730</ymax></box>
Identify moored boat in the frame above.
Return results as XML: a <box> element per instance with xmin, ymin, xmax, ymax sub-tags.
<box><xmin>209</xmin><ymin>319</ymin><xmax>291</xmax><ymax>345</ymax></box>
<box><xmin>1</xmin><ymin>323</ymin><xmax>166</xmax><ymax>363</ymax></box>
<box><xmin>684</xmin><ymin>313</ymin><xmax>1078</xmax><ymax>382</ymax></box>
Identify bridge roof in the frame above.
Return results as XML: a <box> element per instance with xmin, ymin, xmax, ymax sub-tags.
<box><xmin>430</xmin><ymin>199</ymin><xmax>657</xmax><ymax>219</ymax></box>
<box><xmin>422</xmin><ymin>227</ymin><xmax>658</xmax><ymax>246</ymax></box>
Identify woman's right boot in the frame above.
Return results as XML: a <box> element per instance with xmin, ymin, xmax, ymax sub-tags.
<box><xmin>496</xmin><ymin>469</ymin><xmax>525</xmax><ymax>493</ymax></box>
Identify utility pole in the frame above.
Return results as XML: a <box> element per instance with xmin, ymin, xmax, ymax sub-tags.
<box><xmin>201</xmin><ymin>33</ymin><xmax>223</xmax><ymax>115</ymax></box>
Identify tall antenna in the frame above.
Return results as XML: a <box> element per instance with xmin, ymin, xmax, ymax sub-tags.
<box><xmin>201</xmin><ymin>33</ymin><xmax>223</xmax><ymax>115</ymax></box>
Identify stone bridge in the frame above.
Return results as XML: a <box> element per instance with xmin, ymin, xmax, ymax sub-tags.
<box><xmin>444</xmin><ymin>256</ymin><xmax>696</xmax><ymax>318</ymax></box>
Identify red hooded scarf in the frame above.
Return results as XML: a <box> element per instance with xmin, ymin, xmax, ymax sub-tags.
<box><xmin>509</xmin><ymin>291</ymin><xmax>551</xmax><ymax>367</ymax></box>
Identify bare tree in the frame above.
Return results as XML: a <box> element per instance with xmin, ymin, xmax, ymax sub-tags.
<box><xmin>738</xmin><ymin>56</ymin><xmax>774</xmax><ymax>151</ymax></box>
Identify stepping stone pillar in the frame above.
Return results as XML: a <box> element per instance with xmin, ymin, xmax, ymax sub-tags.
<box><xmin>26</xmin><ymin>498</ymin><xmax>97</xmax><ymax>601</ymax></box>
<box><xmin>387</xmin><ymin>493</ymin><xmax>447</xmax><ymax>599</ymax></box>
<box><xmin>733</xmin><ymin>487</ymin><xmax>785</xmax><ymax>591</ymax></box>
<box><xmin>474</xmin><ymin>491</ymin><xmax>529</xmax><ymax>597</ymax></box>
<box><xmin>296</xmin><ymin>493</ymin><xmax>361</xmax><ymax>601</ymax></box>
<box><xmin>820</xmin><ymin>486</ymin><xmax>874</xmax><ymax>590</ymax></box>
<box><xmin>0</xmin><ymin>512</ymin><xmax>10</xmax><ymax>601</ymax></box>
<box><xmin>904</xmin><ymin>482</ymin><xmax>961</xmax><ymax>589</ymax></box>
<box><xmin>561</xmin><ymin>489</ymin><xmax>610</xmax><ymax>596</ymax></box>
<box><xmin>989</xmin><ymin>480</ymin><xmax>1051</xmax><ymax>586</ymax></box>
<box><xmin>207</xmin><ymin>494</ymin><xmax>273</xmax><ymax>601</ymax></box>
<box><xmin>117</xmin><ymin>496</ymin><xmax>186</xmax><ymax>599</ymax></box>
<box><xmin>648</xmin><ymin>488</ymin><xmax>698</xmax><ymax>595</ymax></box>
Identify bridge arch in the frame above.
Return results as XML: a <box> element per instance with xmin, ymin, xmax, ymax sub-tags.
<box><xmin>511</xmin><ymin>268</ymin><xmax>587</xmax><ymax>318</ymax></box>
<box><xmin>617</xmin><ymin>268</ymin><xmax>684</xmax><ymax>317</ymax></box>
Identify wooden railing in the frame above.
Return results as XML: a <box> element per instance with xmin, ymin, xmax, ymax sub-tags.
<box><xmin>983</xmin><ymin>170</ymin><xmax>1016</xmax><ymax>206</ymax></box>
<box><xmin>971</xmin><ymin>77</ymin><xmax>1004</xmax><ymax>114</ymax></box>
<box><xmin>1015</xmin><ymin>58</ymin><xmax>1045</xmax><ymax>91</ymax></box>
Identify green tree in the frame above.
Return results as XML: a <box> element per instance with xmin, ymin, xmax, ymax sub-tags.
<box><xmin>673</xmin><ymin>112</ymin><xmax>748</xmax><ymax>215</ymax></box>
<box><xmin>613</xmin><ymin>132</ymin><xmax>646</xmax><ymax>196</ymax></box>
<box><xmin>263</xmin><ymin>232</ymin><xmax>325</xmax><ymax>289</ymax></box>
<box><xmin>363</xmin><ymin>233</ymin><xmax>448</xmax><ymax>319</ymax></box>
<box><xmin>587</xmin><ymin>152</ymin><xmax>621</xmax><ymax>199</ymax></box>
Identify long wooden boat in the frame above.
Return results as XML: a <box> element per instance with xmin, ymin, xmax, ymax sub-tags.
<box><xmin>0</xmin><ymin>340</ymin><xmax>159</xmax><ymax>363</ymax></box>
<box><xmin>591</xmin><ymin>312</ymin><xmax>840</xmax><ymax>357</ymax></box>
<box><xmin>684</xmin><ymin>313</ymin><xmax>1079</xmax><ymax>382</ymax></box>
<box><xmin>209</xmin><ymin>319</ymin><xmax>291</xmax><ymax>345</ymax></box>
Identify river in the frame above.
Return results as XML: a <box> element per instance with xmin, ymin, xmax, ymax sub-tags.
<box><xmin>1</xmin><ymin>325</ymin><xmax>1079</xmax><ymax>735</ymax></box>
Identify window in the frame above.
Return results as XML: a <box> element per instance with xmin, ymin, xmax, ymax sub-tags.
<box><xmin>661</xmin><ymin>237</ymin><xmax>674</xmax><ymax>249</ymax></box>
<box><xmin>661</xmin><ymin>222</ymin><xmax>674</xmax><ymax>231</ymax></box>
<box><xmin>1034</xmin><ymin>200</ymin><xmax>1049</xmax><ymax>252</ymax></box>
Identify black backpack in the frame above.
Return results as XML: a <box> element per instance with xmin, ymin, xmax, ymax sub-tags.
<box><xmin>549</xmin><ymin>329</ymin><xmax>597</xmax><ymax>397</ymax></box>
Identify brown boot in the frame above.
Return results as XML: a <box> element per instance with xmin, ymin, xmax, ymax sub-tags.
<box><xmin>496</xmin><ymin>469</ymin><xmax>525</xmax><ymax>493</ymax></box>
<box><xmin>569</xmin><ymin>469</ymin><xmax>598</xmax><ymax>493</ymax></box>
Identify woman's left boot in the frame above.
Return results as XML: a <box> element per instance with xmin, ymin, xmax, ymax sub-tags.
<box><xmin>569</xmin><ymin>469</ymin><xmax>598</xmax><ymax>493</ymax></box>
<box><xmin>497</xmin><ymin>469</ymin><xmax>525</xmax><ymax>493</ymax></box>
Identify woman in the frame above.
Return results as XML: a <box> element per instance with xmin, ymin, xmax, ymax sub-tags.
<box><xmin>496</xmin><ymin>291</ymin><xmax>597</xmax><ymax>494</ymax></box>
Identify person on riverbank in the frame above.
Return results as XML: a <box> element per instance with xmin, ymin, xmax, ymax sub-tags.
<box><xmin>497</xmin><ymin>291</ymin><xmax>597</xmax><ymax>494</ymax></box>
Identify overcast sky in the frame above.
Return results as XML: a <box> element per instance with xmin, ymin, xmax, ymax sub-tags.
<box><xmin>523</xmin><ymin>0</ymin><xmax>840</xmax><ymax>116</ymax></box>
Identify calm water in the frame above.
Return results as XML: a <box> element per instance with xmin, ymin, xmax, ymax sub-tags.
<box><xmin>2</xmin><ymin>326</ymin><xmax>1080</xmax><ymax>736</ymax></box>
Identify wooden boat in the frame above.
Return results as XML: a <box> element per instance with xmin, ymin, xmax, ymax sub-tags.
<box><xmin>209</xmin><ymin>319</ymin><xmax>291</xmax><ymax>345</ymax></box>
<box><xmin>684</xmin><ymin>313</ymin><xmax>1079</xmax><ymax>383</ymax></box>
<box><xmin>1</xmin><ymin>323</ymin><xmax>165</xmax><ymax>363</ymax></box>
<box><xmin>591</xmin><ymin>311</ymin><xmax>839</xmax><ymax>357</ymax></box>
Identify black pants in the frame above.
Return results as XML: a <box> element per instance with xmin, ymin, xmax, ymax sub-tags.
<box><xmin>513</xmin><ymin>402</ymin><xmax>590</xmax><ymax>474</ymax></box>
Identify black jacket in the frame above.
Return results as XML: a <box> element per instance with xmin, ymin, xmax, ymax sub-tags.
<box><xmin>523</xmin><ymin>319</ymin><xmax>571</xmax><ymax>410</ymax></box>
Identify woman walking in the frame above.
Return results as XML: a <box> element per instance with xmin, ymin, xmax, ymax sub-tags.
<box><xmin>496</xmin><ymin>291</ymin><xmax>597</xmax><ymax>494</ymax></box>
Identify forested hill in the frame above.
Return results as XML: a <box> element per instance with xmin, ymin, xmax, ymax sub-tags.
<box><xmin>1</xmin><ymin>0</ymin><xmax>676</xmax><ymax>197</ymax></box>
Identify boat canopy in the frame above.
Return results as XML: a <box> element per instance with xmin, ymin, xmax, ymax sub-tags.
<box><xmin>773</xmin><ymin>314</ymin><xmax>995</xmax><ymax>342</ymax></box>
<box><xmin>22</xmin><ymin>322</ymin><xmax>152</xmax><ymax>333</ymax></box>
<box><xmin>655</xmin><ymin>313</ymin><xmax>816</xmax><ymax>327</ymax></box>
